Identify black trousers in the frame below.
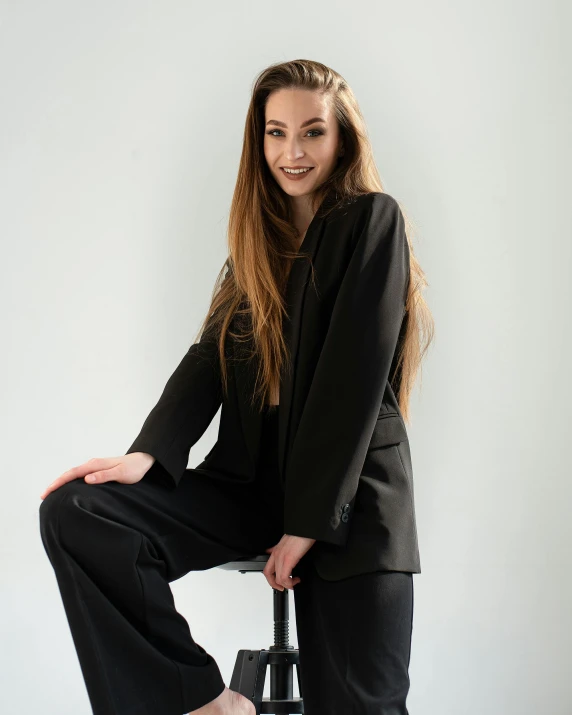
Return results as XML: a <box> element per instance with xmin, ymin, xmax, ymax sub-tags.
<box><xmin>39</xmin><ymin>405</ymin><xmax>414</xmax><ymax>715</ymax></box>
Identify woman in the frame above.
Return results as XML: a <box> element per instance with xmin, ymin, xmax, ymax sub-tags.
<box><xmin>39</xmin><ymin>59</ymin><xmax>434</xmax><ymax>715</ymax></box>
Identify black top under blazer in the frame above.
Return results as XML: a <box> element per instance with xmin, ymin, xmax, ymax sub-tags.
<box><xmin>126</xmin><ymin>191</ymin><xmax>421</xmax><ymax>580</ymax></box>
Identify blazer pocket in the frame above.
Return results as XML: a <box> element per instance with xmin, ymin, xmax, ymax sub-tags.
<box><xmin>368</xmin><ymin>413</ymin><xmax>408</xmax><ymax>449</ymax></box>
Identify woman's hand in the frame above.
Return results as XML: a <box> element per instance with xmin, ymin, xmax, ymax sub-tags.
<box><xmin>39</xmin><ymin>452</ymin><xmax>156</xmax><ymax>500</ymax></box>
<box><xmin>263</xmin><ymin>534</ymin><xmax>316</xmax><ymax>591</ymax></box>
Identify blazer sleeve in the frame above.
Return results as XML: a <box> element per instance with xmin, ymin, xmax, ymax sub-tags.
<box><xmin>282</xmin><ymin>192</ymin><xmax>410</xmax><ymax>546</ymax></box>
<box><xmin>125</xmin><ymin>327</ymin><xmax>223</xmax><ymax>488</ymax></box>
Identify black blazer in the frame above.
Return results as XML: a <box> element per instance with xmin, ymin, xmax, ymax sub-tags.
<box><xmin>126</xmin><ymin>191</ymin><xmax>421</xmax><ymax>581</ymax></box>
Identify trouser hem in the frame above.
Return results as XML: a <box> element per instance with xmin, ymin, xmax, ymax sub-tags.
<box><xmin>178</xmin><ymin>659</ymin><xmax>226</xmax><ymax>714</ymax></box>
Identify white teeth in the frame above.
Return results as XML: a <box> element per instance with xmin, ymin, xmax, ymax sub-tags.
<box><xmin>283</xmin><ymin>167</ymin><xmax>312</xmax><ymax>174</ymax></box>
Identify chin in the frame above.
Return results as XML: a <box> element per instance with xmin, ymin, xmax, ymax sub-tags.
<box><xmin>281</xmin><ymin>186</ymin><xmax>313</xmax><ymax>197</ymax></box>
<box><xmin>276</xmin><ymin>176</ymin><xmax>319</xmax><ymax>197</ymax></box>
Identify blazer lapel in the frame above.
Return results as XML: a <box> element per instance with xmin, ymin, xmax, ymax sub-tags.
<box><xmin>232</xmin><ymin>194</ymin><xmax>332</xmax><ymax>476</ymax></box>
<box><xmin>278</xmin><ymin>208</ymin><xmax>327</xmax><ymax>482</ymax></box>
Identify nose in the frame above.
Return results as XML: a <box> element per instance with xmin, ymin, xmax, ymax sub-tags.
<box><xmin>284</xmin><ymin>138</ymin><xmax>305</xmax><ymax>162</ymax></box>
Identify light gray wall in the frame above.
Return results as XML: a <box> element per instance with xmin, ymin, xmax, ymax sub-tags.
<box><xmin>1</xmin><ymin>1</ymin><xmax>571</xmax><ymax>713</ymax></box>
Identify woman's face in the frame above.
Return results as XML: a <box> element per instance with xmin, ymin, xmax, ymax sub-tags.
<box><xmin>263</xmin><ymin>88</ymin><xmax>343</xmax><ymax>199</ymax></box>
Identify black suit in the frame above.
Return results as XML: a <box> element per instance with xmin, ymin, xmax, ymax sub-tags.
<box><xmin>40</xmin><ymin>190</ymin><xmax>419</xmax><ymax>714</ymax></box>
<box><xmin>125</xmin><ymin>191</ymin><xmax>421</xmax><ymax>581</ymax></box>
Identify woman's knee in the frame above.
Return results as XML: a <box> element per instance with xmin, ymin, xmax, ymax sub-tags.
<box><xmin>39</xmin><ymin>479</ymin><xmax>98</xmax><ymax>546</ymax></box>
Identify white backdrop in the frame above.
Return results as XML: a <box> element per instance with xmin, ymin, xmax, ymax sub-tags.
<box><xmin>1</xmin><ymin>1</ymin><xmax>571</xmax><ymax>713</ymax></box>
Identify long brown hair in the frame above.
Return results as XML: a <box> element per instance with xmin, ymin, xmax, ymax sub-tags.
<box><xmin>195</xmin><ymin>59</ymin><xmax>434</xmax><ymax>424</ymax></box>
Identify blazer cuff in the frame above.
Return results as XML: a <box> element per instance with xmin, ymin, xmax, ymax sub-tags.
<box><xmin>283</xmin><ymin>500</ymin><xmax>354</xmax><ymax>546</ymax></box>
<box><xmin>125</xmin><ymin>440</ymin><xmax>186</xmax><ymax>489</ymax></box>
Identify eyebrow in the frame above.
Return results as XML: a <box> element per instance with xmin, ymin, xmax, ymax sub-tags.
<box><xmin>266</xmin><ymin>116</ymin><xmax>327</xmax><ymax>129</ymax></box>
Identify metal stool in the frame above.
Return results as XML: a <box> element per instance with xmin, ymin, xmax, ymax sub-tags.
<box><xmin>217</xmin><ymin>554</ymin><xmax>304</xmax><ymax>714</ymax></box>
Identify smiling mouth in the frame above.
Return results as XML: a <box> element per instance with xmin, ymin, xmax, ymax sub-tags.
<box><xmin>280</xmin><ymin>167</ymin><xmax>315</xmax><ymax>175</ymax></box>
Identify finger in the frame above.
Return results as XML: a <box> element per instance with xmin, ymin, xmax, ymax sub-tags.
<box><xmin>40</xmin><ymin>458</ymin><xmax>116</xmax><ymax>499</ymax></box>
<box><xmin>40</xmin><ymin>471</ymin><xmax>84</xmax><ymax>500</ymax></box>
<box><xmin>276</xmin><ymin>560</ymin><xmax>295</xmax><ymax>590</ymax></box>
<box><xmin>83</xmin><ymin>460</ymin><xmax>126</xmax><ymax>485</ymax></box>
<box><xmin>278</xmin><ymin>574</ymin><xmax>296</xmax><ymax>590</ymax></box>
<box><xmin>263</xmin><ymin>552</ymin><xmax>283</xmax><ymax>591</ymax></box>
<box><xmin>263</xmin><ymin>552</ymin><xmax>279</xmax><ymax>589</ymax></box>
<box><xmin>276</xmin><ymin>556</ymin><xmax>299</xmax><ymax>590</ymax></box>
<box><xmin>262</xmin><ymin>557</ymin><xmax>274</xmax><ymax>588</ymax></box>
<box><xmin>84</xmin><ymin>470</ymin><xmax>106</xmax><ymax>484</ymax></box>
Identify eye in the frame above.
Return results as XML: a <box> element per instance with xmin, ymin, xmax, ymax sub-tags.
<box><xmin>266</xmin><ymin>129</ymin><xmax>324</xmax><ymax>137</ymax></box>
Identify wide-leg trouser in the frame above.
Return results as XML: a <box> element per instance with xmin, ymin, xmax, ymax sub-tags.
<box><xmin>39</xmin><ymin>406</ymin><xmax>415</xmax><ymax>715</ymax></box>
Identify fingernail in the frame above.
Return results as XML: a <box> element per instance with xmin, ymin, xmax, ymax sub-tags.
<box><xmin>87</xmin><ymin>475</ymin><xmax>96</xmax><ymax>482</ymax></box>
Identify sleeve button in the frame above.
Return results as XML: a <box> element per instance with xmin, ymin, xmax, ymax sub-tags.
<box><xmin>341</xmin><ymin>513</ymin><xmax>349</xmax><ymax>523</ymax></box>
<box><xmin>342</xmin><ymin>504</ymin><xmax>350</xmax><ymax>513</ymax></box>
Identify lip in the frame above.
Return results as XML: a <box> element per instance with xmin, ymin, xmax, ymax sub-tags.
<box><xmin>280</xmin><ymin>167</ymin><xmax>315</xmax><ymax>181</ymax></box>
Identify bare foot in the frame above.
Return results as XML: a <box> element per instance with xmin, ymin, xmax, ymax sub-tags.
<box><xmin>226</xmin><ymin>688</ymin><xmax>256</xmax><ymax>715</ymax></box>
<box><xmin>188</xmin><ymin>685</ymin><xmax>255</xmax><ymax>715</ymax></box>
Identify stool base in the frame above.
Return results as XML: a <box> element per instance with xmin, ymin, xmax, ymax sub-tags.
<box><xmin>230</xmin><ymin>646</ymin><xmax>304</xmax><ymax>714</ymax></box>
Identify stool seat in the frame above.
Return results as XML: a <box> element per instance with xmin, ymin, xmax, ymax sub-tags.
<box><xmin>217</xmin><ymin>554</ymin><xmax>270</xmax><ymax>572</ymax></box>
<box><xmin>217</xmin><ymin>554</ymin><xmax>304</xmax><ymax>713</ymax></box>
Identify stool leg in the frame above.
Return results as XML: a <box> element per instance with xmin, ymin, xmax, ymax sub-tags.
<box><xmin>296</xmin><ymin>662</ymin><xmax>303</xmax><ymax>700</ymax></box>
<box><xmin>270</xmin><ymin>588</ymin><xmax>293</xmax><ymax>701</ymax></box>
<box><xmin>230</xmin><ymin>649</ymin><xmax>268</xmax><ymax>713</ymax></box>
